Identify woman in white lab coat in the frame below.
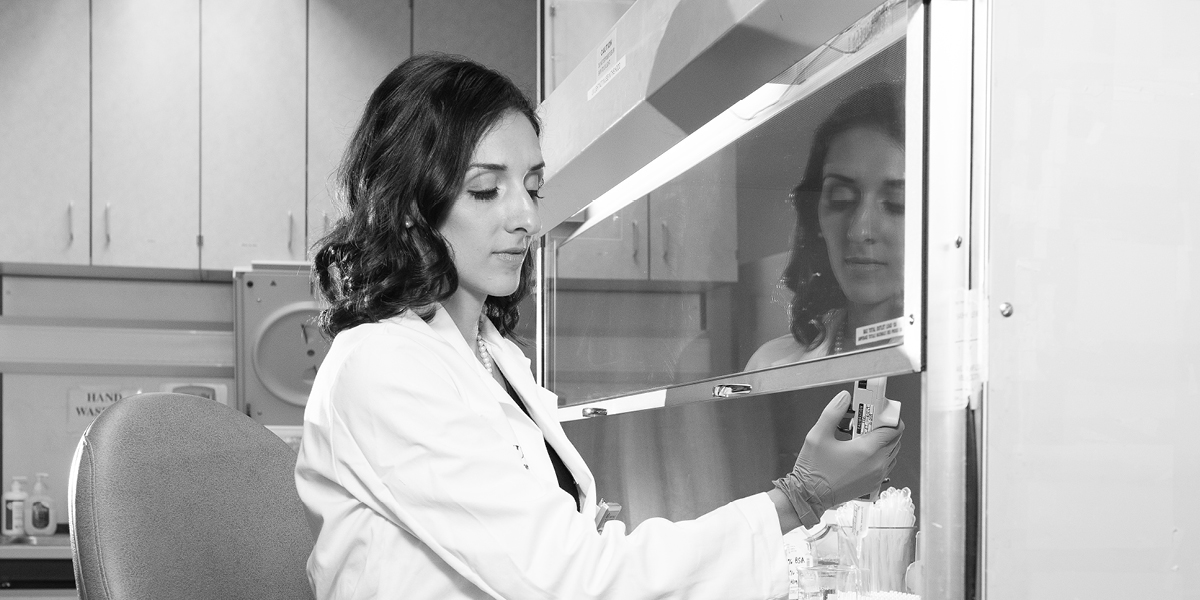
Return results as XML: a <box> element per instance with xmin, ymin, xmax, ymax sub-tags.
<box><xmin>295</xmin><ymin>53</ymin><xmax>904</xmax><ymax>600</ymax></box>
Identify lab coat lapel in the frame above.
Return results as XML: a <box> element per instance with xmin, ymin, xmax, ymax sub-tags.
<box><xmin>418</xmin><ymin>307</ymin><xmax>523</xmax><ymax>431</ymax></box>
<box><xmin>482</xmin><ymin>323</ymin><xmax>597</xmax><ymax>514</ymax></box>
<box><xmin>423</xmin><ymin>306</ymin><xmax>484</xmax><ymax>371</ymax></box>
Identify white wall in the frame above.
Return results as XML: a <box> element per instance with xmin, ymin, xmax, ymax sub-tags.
<box><xmin>984</xmin><ymin>1</ymin><xmax>1200</xmax><ymax>598</ymax></box>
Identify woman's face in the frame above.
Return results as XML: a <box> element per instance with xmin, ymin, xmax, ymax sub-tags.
<box><xmin>438</xmin><ymin>111</ymin><xmax>544</xmax><ymax>303</ymax></box>
<box><xmin>817</xmin><ymin>126</ymin><xmax>905</xmax><ymax>309</ymax></box>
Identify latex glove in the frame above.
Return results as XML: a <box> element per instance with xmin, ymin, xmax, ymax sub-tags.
<box><xmin>773</xmin><ymin>390</ymin><xmax>903</xmax><ymax>527</ymax></box>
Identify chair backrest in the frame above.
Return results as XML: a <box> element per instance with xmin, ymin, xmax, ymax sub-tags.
<box><xmin>69</xmin><ymin>392</ymin><xmax>315</xmax><ymax>600</ymax></box>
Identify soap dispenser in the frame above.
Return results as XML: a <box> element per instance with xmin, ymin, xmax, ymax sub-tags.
<box><xmin>24</xmin><ymin>473</ymin><xmax>56</xmax><ymax>536</ymax></box>
<box><xmin>2</xmin><ymin>476</ymin><xmax>28</xmax><ymax>537</ymax></box>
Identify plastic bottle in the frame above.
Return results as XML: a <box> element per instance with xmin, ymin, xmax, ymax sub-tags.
<box><xmin>24</xmin><ymin>473</ymin><xmax>56</xmax><ymax>536</ymax></box>
<box><xmin>2</xmin><ymin>476</ymin><xmax>29</xmax><ymax>537</ymax></box>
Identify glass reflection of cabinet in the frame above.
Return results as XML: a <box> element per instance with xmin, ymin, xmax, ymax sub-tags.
<box><xmin>542</xmin><ymin>0</ymin><xmax>917</xmax><ymax>407</ymax></box>
<box><xmin>552</xmin><ymin>198</ymin><xmax>649</xmax><ymax>280</ymax></box>
<box><xmin>554</xmin><ymin>150</ymin><xmax>737</xmax><ymax>283</ymax></box>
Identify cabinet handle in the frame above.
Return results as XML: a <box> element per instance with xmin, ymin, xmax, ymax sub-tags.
<box><xmin>631</xmin><ymin>220</ymin><xmax>639</xmax><ymax>263</ymax></box>
<box><xmin>67</xmin><ymin>202</ymin><xmax>74</xmax><ymax>245</ymax></box>
<box><xmin>661</xmin><ymin>221</ymin><xmax>670</xmax><ymax>263</ymax></box>
<box><xmin>104</xmin><ymin>203</ymin><xmax>111</xmax><ymax>246</ymax></box>
<box><xmin>287</xmin><ymin>211</ymin><xmax>294</xmax><ymax>253</ymax></box>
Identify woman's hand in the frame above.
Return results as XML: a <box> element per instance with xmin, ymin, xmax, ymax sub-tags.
<box><xmin>772</xmin><ymin>390</ymin><xmax>903</xmax><ymax>530</ymax></box>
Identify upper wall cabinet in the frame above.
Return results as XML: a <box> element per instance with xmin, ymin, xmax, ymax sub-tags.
<box><xmin>200</xmin><ymin>0</ymin><xmax>307</xmax><ymax>271</ymax></box>
<box><xmin>0</xmin><ymin>0</ymin><xmax>91</xmax><ymax>266</ymax></box>
<box><xmin>92</xmin><ymin>0</ymin><xmax>201</xmax><ymax>269</ymax></box>
<box><xmin>306</xmin><ymin>0</ymin><xmax>411</xmax><ymax>253</ymax></box>
<box><xmin>412</xmin><ymin>0</ymin><xmax>537</xmax><ymax>100</ymax></box>
<box><xmin>1</xmin><ymin>0</ymin><xmax>532</xmax><ymax>274</ymax></box>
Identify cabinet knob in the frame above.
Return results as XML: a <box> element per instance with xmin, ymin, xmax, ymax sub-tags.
<box><xmin>66</xmin><ymin>202</ymin><xmax>74</xmax><ymax>245</ymax></box>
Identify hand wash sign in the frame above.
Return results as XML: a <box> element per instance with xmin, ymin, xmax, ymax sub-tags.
<box><xmin>68</xmin><ymin>387</ymin><xmax>140</xmax><ymax>432</ymax></box>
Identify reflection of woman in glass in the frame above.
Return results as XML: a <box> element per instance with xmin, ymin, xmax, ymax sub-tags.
<box><xmin>746</xmin><ymin>82</ymin><xmax>904</xmax><ymax>370</ymax></box>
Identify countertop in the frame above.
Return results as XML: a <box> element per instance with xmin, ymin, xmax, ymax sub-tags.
<box><xmin>0</xmin><ymin>535</ymin><xmax>72</xmax><ymax>561</ymax></box>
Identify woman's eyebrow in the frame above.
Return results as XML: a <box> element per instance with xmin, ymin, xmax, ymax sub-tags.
<box><xmin>469</xmin><ymin>162</ymin><xmax>507</xmax><ymax>172</ymax></box>
<box><xmin>468</xmin><ymin>161</ymin><xmax>546</xmax><ymax>173</ymax></box>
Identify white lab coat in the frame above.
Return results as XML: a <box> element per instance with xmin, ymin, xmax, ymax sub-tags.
<box><xmin>295</xmin><ymin>305</ymin><xmax>790</xmax><ymax>599</ymax></box>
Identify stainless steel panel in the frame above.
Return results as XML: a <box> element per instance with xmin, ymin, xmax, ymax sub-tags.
<box><xmin>562</xmin><ymin>373</ymin><xmax>921</xmax><ymax>528</ymax></box>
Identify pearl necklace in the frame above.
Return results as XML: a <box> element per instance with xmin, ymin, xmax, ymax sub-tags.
<box><xmin>476</xmin><ymin>316</ymin><xmax>494</xmax><ymax>375</ymax></box>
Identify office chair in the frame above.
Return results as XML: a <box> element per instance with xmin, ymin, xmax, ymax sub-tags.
<box><xmin>68</xmin><ymin>392</ymin><xmax>315</xmax><ymax>600</ymax></box>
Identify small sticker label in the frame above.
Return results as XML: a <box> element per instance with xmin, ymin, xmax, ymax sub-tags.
<box><xmin>588</xmin><ymin>32</ymin><xmax>625</xmax><ymax>100</ymax></box>
<box><xmin>855</xmin><ymin>316</ymin><xmax>905</xmax><ymax>345</ymax></box>
<box><xmin>597</xmin><ymin>33</ymin><xmax>616</xmax><ymax>78</ymax></box>
<box><xmin>855</xmin><ymin>401</ymin><xmax>875</xmax><ymax>435</ymax></box>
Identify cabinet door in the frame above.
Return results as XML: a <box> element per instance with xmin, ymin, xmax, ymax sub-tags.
<box><xmin>200</xmin><ymin>0</ymin><xmax>307</xmax><ymax>270</ymax></box>
<box><xmin>307</xmin><ymin>0</ymin><xmax>411</xmax><ymax>253</ymax></box>
<box><xmin>0</xmin><ymin>0</ymin><xmax>90</xmax><ymax>265</ymax></box>
<box><xmin>648</xmin><ymin>149</ymin><xmax>738</xmax><ymax>282</ymax></box>
<box><xmin>92</xmin><ymin>0</ymin><xmax>200</xmax><ymax>269</ymax></box>
<box><xmin>551</xmin><ymin>197</ymin><xmax>649</xmax><ymax>280</ymax></box>
<box><xmin>412</xmin><ymin>0</ymin><xmax>537</xmax><ymax>99</ymax></box>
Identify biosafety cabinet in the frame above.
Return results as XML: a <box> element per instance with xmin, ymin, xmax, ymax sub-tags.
<box><xmin>536</xmin><ymin>0</ymin><xmax>1200</xmax><ymax>598</ymax></box>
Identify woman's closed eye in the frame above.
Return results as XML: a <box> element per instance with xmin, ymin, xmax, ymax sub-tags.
<box><xmin>821</xmin><ymin>181</ymin><xmax>858</xmax><ymax>209</ymax></box>
<box><xmin>468</xmin><ymin>187</ymin><xmax>500</xmax><ymax>201</ymax></box>
<box><xmin>883</xmin><ymin>183</ymin><xmax>905</xmax><ymax>215</ymax></box>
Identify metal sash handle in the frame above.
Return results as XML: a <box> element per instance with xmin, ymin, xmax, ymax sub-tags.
<box><xmin>712</xmin><ymin>383</ymin><xmax>753</xmax><ymax>398</ymax></box>
<box><xmin>287</xmin><ymin>211</ymin><xmax>294</xmax><ymax>253</ymax></box>
<box><xmin>104</xmin><ymin>203</ymin><xmax>111</xmax><ymax>246</ymax></box>
<box><xmin>67</xmin><ymin>202</ymin><xmax>74</xmax><ymax>244</ymax></box>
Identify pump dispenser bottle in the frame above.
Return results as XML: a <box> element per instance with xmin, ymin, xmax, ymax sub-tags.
<box><xmin>2</xmin><ymin>476</ymin><xmax>28</xmax><ymax>537</ymax></box>
<box><xmin>24</xmin><ymin>473</ymin><xmax>56</xmax><ymax>536</ymax></box>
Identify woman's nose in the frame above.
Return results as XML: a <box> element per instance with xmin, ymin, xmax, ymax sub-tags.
<box><xmin>847</xmin><ymin>199</ymin><xmax>880</xmax><ymax>243</ymax></box>
<box><xmin>509</xmin><ymin>189</ymin><xmax>542</xmax><ymax>236</ymax></box>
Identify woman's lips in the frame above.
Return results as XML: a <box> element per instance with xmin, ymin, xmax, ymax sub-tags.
<box><xmin>843</xmin><ymin>257</ymin><xmax>887</xmax><ymax>271</ymax></box>
<box><xmin>493</xmin><ymin>248</ymin><xmax>528</xmax><ymax>263</ymax></box>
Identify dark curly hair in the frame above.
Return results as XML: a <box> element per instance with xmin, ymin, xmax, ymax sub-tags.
<box><xmin>312</xmin><ymin>53</ymin><xmax>539</xmax><ymax>339</ymax></box>
<box><xmin>781</xmin><ymin>81</ymin><xmax>904</xmax><ymax>349</ymax></box>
